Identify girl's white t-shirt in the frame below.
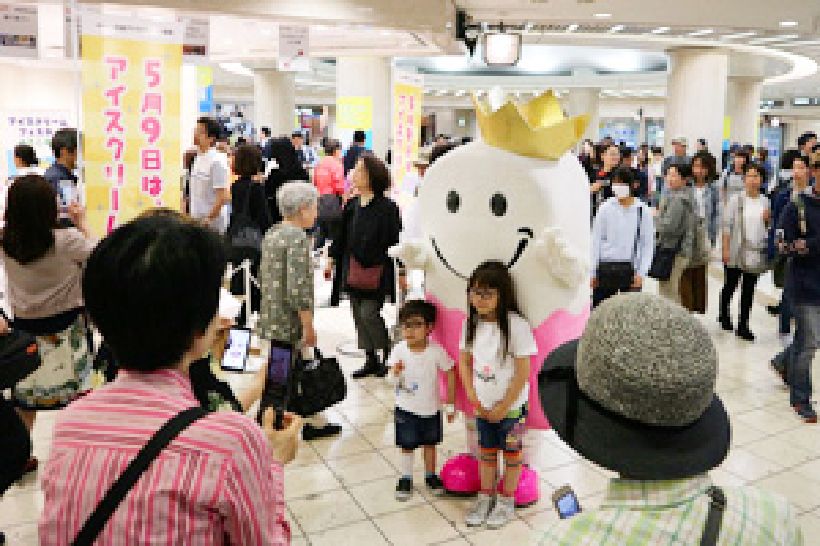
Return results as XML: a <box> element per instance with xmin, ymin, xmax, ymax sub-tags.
<box><xmin>460</xmin><ymin>313</ymin><xmax>537</xmax><ymax>411</ymax></box>
<box><xmin>387</xmin><ymin>341</ymin><xmax>454</xmax><ymax>417</ymax></box>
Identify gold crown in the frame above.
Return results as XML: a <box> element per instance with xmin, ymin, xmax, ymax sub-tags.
<box><xmin>473</xmin><ymin>91</ymin><xmax>589</xmax><ymax>160</ymax></box>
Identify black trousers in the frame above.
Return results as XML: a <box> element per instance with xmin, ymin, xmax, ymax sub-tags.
<box><xmin>0</xmin><ymin>397</ymin><xmax>30</xmax><ymax>494</ymax></box>
<box><xmin>720</xmin><ymin>266</ymin><xmax>760</xmax><ymax>328</ymax></box>
<box><xmin>592</xmin><ymin>286</ymin><xmax>640</xmax><ymax>309</ymax></box>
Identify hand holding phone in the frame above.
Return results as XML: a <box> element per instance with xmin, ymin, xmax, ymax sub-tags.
<box><xmin>258</xmin><ymin>341</ymin><xmax>294</xmax><ymax>430</ymax></box>
<box><xmin>260</xmin><ymin>407</ymin><xmax>302</xmax><ymax>464</ymax></box>
<box><xmin>552</xmin><ymin>485</ymin><xmax>582</xmax><ymax>519</ymax></box>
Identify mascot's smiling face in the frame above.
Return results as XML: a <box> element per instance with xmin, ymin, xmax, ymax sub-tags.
<box><xmin>418</xmin><ymin>141</ymin><xmax>591</xmax><ymax>324</ymax></box>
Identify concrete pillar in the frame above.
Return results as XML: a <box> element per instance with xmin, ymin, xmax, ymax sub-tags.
<box><xmin>566</xmin><ymin>88</ymin><xmax>600</xmax><ymax>143</ymax></box>
<box><xmin>434</xmin><ymin>109</ymin><xmax>456</xmax><ymax>138</ymax></box>
<box><xmin>253</xmin><ymin>69</ymin><xmax>296</xmax><ymax>138</ymax></box>
<box><xmin>665</xmin><ymin>47</ymin><xmax>728</xmax><ymax>164</ymax></box>
<box><xmin>726</xmin><ymin>77</ymin><xmax>762</xmax><ymax>147</ymax></box>
<box><xmin>335</xmin><ymin>56</ymin><xmax>391</xmax><ymax>160</ymax></box>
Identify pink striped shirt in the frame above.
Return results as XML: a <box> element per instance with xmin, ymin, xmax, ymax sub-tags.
<box><xmin>39</xmin><ymin>368</ymin><xmax>290</xmax><ymax>545</ymax></box>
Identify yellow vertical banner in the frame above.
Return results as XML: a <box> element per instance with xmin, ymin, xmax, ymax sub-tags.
<box><xmin>391</xmin><ymin>72</ymin><xmax>423</xmax><ymax>208</ymax></box>
<box><xmin>82</xmin><ymin>14</ymin><xmax>182</xmax><ymax>238</ymax></box>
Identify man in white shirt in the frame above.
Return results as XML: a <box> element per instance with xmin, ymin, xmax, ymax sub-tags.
<box><xmin>190</xmin><ymin>117</ymin><xmax>230</xmax><ymax>233</ymax></box>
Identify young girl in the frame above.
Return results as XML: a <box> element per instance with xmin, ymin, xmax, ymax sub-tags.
<box><xmin>459</xmin><ymin>261</ymin><xmax>537</xmax><ymax>529</ymax></box>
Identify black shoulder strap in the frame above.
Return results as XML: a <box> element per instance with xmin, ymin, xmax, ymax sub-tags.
<box><xmin>632</xmin><ymin>205</ymin><xmax>643</xmax><ymax>261</ymax></box>
<box><xmin>699</xmin><ymin>486</ymin><xmax>726</xmax><ymax>546</ymax></box>
<box><xmin>70</xmin><ymin>406</ymin><xmax>209</xmax><ymax>546</ymax></box>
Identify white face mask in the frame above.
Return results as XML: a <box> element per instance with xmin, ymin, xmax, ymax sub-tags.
<box><xmin>612</xmin><ymin>184</ymin><xmax>631</xmax><ymax>199</ymax></box>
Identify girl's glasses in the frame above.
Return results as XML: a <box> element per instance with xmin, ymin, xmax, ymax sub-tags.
<box><xmin>468</xmin><ymin>288</ymin><xmax>498</xmax><ymax>299</ymax></box>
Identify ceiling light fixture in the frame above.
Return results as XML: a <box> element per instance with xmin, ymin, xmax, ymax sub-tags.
<box><xmin>566</xmin><ymin>24</ymin><xmax>579</xmax><ymax>32</ymax></box>
<box><xmin>721</xmin><ymin>31</ymin><xmax>757</xmax><ymax>40</ymax></box>
<box><xmin>218</xmin><ymin>62</ymin><xmax>253</xmax><ymax>78</ymax></box>
<box><xmin>687</xmin><ymin>29</ymin><xmax>714</xmax><ymax>37</ymax></box>
<box><xmin>609</xmin><ymin>25</ymin><xmax>624</xmax><ymax>33</ymax></box>
<box><xmin>749</xmin><ymin>34</ymin><xmax>799</xmax><ymax>44</ymax></box>
<box><xmin>650</xmin><ymin>26</ymin><xmax>670</xmax><ymax>34</ymax></box>
<box><xmin>593</xmin><ymin>13</ymin><xmax>612</xmax><ymax>18</ymax></box>
<box><xmin>779</xmin><ymin>21</ymin><xmax>798</xmax><ymax>28</ymax></box>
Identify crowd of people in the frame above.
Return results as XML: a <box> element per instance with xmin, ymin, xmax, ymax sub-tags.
<box><xmin>0</xmin><ymin>115</ymin><xmax>815</xmax><ymax>544</ymax></box>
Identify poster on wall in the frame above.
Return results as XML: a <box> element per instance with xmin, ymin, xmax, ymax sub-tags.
<box><xmin>337</xmin><ymin>95</ymin><xmax>373</xmax><ymax>153</ymax></box>
<box><xmin>278</xmin><ymin>24</ymin><xmax>309</xmax><ymax>72</ymax></box>
<box><xmin>0</xmin><ymin>4</ymin><xmax>37</xmax><ymax>58</ymax></box>
<box><xmin>197</xmin><ymin>65</ymin><xmax>214</xmax><ymax>114</ymax></box>
<box><xmin>391</xmin><ymin>71</ymin><xmax>423</xmax><ymax>209</ymax></box>
<box><xmin>3</xmin><ymin>111</ymin><xmax>71</xmax><ymax>178</ymax></box>
<box><xmin>81</xmin><ymin>13</ymin><xmax>182</xmax><ymax>238</ymax></box>
<box><xmin>180</xmin><ymin>15</ymin><xmax>209</xmax><ymax>62</ymax></box>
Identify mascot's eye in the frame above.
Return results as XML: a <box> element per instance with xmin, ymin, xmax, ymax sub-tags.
<box><xmin>447</xmin><ymin>190</ymin><xmax>461</xmax><ymax>213</ymax></box>
<box><xmin>490</xmin><ymin>193</ymin><xmax>508</xmax><ymax>217</ymax></box>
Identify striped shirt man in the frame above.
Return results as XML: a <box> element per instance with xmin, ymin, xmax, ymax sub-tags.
<box><xmin>541</xmin><ymin>474</ymin><xmax>802</xmax><ymax>545</ymax></box>
<box><xmin>39</xmin><ymin>368</ymin><xmax>290</xmax><ymax>545</ymax></box>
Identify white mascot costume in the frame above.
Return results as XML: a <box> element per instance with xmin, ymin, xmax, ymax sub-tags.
<box><xmin>391</xmin><ymin>90</ymin><xmax>591</xmax><ymax>505</ymax></box>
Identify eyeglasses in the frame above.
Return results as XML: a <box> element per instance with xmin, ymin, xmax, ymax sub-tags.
<box><xmin>468</xmin><ymin>288</ymin><xmax>498</xmax><ymax>299</ymax></box>
<box><xmin>401</xmin><ymin>320</ymin><xmax>428</xmax><ymax>329</ymax></box>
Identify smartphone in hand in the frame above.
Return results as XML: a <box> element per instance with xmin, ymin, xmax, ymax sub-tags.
<box><xmin>258</xmin><ymin>340</ymin><xmax>294</xmax><ymax>430</ymax></box>
<box><xmin>552</xmin><ymin>485</ymin><xmax>582</xmax><ymax>519</ymax></box>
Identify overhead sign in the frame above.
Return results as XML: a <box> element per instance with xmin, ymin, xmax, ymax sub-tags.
<box><xmin>0</xmin><ymin>4</ymin><xmax>37</xmax><ymax>58</ymax></box>
<box><xmin>278</xmin><ymin>24</ymin><xmax>309</xmax><ymax>71</ymax></box>
<box><xmin>82</xmin><ymin>13</ymin><xmax>183</xmax><ymax>236</ymax></box>
<box><xmin>180</xmin><ymin>15</ymin><xmax>209</xmax><ymax>62</ymax></box>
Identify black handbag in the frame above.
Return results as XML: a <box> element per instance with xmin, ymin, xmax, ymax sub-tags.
<box><xmin>227</xmin><ymin>183</ymin><xmax>264</xmax><ymax>252</ymax></box>
<box><xmin>597</xmin><ymin>207</ymin><xmax>642</xmax><ymax>291</ymax></box>
<box><xmin>0</xmin><ymin>317</ymin><xmax>41</xmax><ymax>390</ymax></box>
<box><xmin>289</xmin><ymin>348</ymin><xmax>347</xmax><ymax>417</ymax></box>
<box><xmin>648</xmin><ymin>246</ymin><xmax>679</xmax><ymax>281</ymax></box>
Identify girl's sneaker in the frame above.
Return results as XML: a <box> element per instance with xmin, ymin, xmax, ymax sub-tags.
<box><xmin>486</xmin><ymin>495</ymin><xmax>515</xmax><ymax>529</ymax></box>
<box><xmin>395</xmin><ymin>477</ymin><xmax>413</xmax><ymax>501</ymax></box>
<box><xmin>465</xmin><ymin>493</ymin><xmax>494</xmax><ymax>527</ymax></box>
<box><xmin>425</xmin><ymin>474</ymin><xmax>445</xmax><ymax>496</ymax></box>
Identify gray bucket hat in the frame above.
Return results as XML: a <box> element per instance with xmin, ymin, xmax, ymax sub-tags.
<box><xmin>539</xmin><ymin>293</ymin><xmax>730</xmax><ymax>480</ymax></box>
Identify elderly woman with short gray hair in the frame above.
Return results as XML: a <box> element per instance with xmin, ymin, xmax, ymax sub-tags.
<box><xmin>257</xmin><ymin>181</ymin><xmax>342</xmax><ymax>441</ymax></box>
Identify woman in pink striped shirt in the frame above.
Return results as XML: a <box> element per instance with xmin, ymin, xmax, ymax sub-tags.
<box><xmin>39</xmin><ymin>213</ymin><xmax>301</xmax><ymax>546</ymax></box>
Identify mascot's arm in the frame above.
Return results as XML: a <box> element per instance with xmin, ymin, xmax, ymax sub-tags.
<box><xmin>535</xmin><ymin>226</ymin><xmax>590</xmax><ymax>288</ymax></box>
<box><xmin>388</xmin><ymin>238</ymin><xmax>431</xmax><ymax>270</ymax></box>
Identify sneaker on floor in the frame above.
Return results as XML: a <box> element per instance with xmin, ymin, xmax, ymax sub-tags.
<box><xmin>352</xmin><ymin>362</ymin><xmax>378</xmax><ymax>379</ymax></box>
<box><xmin>302</xmin><ymin>423</ymin><xmax>343</xmax><ymax>441</ymax></box>
<box><xmin>465</xmin><ymin>493</ymin><xmax>494</xmax><ymax>527</ymax></box>
<box><xmin>395</xmin><ymin>477</ymin><xmax>413</xmax><ymax>501</ymax></box>
<box><xmin>735</xmin><ymin>327</ymin><xmax>755</xmax><ymax>342</ymax></box>
<box><xmin>425</xmin><ymin>474</ymin><xmax>445</xmax><ymax>496</ymax></box>
<box><xmin>795</xmin><ymin>404</ymin><xmax>818</xmax><ymax>423</ymax></box>
<box><xmin>486</xmin><ymin>495</ymin><xmax>515</xmax><ymax>529</ymax></box>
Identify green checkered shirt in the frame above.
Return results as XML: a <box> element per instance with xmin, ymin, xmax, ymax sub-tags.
<box><xmin>541</xmin><ymin>474</ymin><xmax>803</xmax><ymax>545</ymax></box>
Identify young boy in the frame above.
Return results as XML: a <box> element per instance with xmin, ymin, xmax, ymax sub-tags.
<box><xmin>387</xmin><ymin>300</ymin><xmax>456</xmax><ymax>500</ymax></box>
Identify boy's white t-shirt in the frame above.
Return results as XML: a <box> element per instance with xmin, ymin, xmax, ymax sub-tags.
<box><xmin>460</xmin><ymin>313</ymin><xmax>537</xmax><ymax>411</ymax></box>
<box><xmin>387</xmin><ymin>341</ymin><xmax>454</xmax><ymax>417</ymax></box>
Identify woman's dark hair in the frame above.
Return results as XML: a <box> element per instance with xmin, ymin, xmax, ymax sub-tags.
<box><xmin>399</xmin><ymin>299</ymin><xmax>437</xmax><ymax>326</ymax></box>
<box><xmin>83</xmin><ymin>213</ymin><xmax>227</xmax><ymax>371</ymax></box>
<box><xmin>692</xmin><ymin>151</ymin><xmax>718</xmax><ymax>181</ymax></box>
<box><xmin>13</xmin><ymin>144</ymin><xmax>37</xmax><ymax>167</ymax></box>
<box><xmin>324</xmin><ymin>139</ymin><xmax>341</xmax><ymax>156</ymax></box>
<box><xmin>667</xmin><ymin>163</ymin><xmax>691</xmax><ymax>179</ymax></box>
<box><xmin>731</xmin><ymin>151</ymin><xmax>749</xmax><ymax>171</ymax></box>
<box><xmin>464</xmin><ymin>260</ymin><xmax>521</xmax><ymax>360</ymax></box>
<box><xmin>233</xmin><ymin>144</ymin><xmax>263</xmax><ymax>178</ymax></box>
<box><xmin>610</xmin><ymin>166</ymin><xmax>634</xmax><ymax>186</ymax></box>
<box><xmin>744</xmin><ymin>162</ymin><xmax>766</xmax><ymax>179</ymax></box>
<box><xmin>1</xmin><ymin>175</ymin><xmax>58</xmax><ymax>264</ymax></box>
<box><xmin>358</xmin><ymin>152</ymin><xmax>391</xmax><ymax>196</ymax></box>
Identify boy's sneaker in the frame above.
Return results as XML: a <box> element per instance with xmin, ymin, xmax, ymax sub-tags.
<box><xmin>485</xmin><ymin>495</ymin><xmax>515</xmax><ymax>529</ymax></box>
<box><xmin>465</xmin><ymin>493</ymin><xmax>494</xmax><ymax>527</ymax></box>
<box><xmin>425</xmin><ymin>474</ymin><xmax>445</xmax><ymax>496</ymax></box>
<box><xmin>395</xmin><ymin>477</ymin><xmax>413</xmax><ymax>501</ymax></box>
<box><xmin>795</xmin><ymin>404</ymin><xmax>818</xmax><ymax>424</ymax></box>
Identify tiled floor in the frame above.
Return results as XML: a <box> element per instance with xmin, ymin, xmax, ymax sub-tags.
<box><xmin>3</xmin><ymin>271</ymin><xmax>820</xmax><ymax>545</ymax></box>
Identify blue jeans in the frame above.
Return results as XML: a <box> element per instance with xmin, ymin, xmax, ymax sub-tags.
<box><xmin>788</xmin><ymin>304</ymin><xmax>820</xmax><ymax>407</ymax></box>
<box><xmin>779</xmin><ymin>280</ymin><xmax>794</xmax><ymax>335</ymax></box>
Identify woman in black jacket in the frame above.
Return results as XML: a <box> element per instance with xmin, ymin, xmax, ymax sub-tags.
<box><xmin>327</xmin><ymin>153</ymin><xmax>401</xmax><ymax>378</ymax></box>
<box><xmin>264</xmin><ymin>137</ymin><xmax>309</xmax><ymax>224</ymax></box>
<box><xmin>229</xmin><ymin>144</ymin><xmax>272</xmax><ymax>322</ymax></box>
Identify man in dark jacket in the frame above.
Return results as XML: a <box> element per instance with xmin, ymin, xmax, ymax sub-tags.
<box><xmin>779</xmin><ymin>177</ymin><xmax>820</xmax><ymax>423</ymax></box>
<box><xmin>43</xmin><ymin>128</ymin><xmax>78</xmax><ymax>199</ymax></box>
<box><xmin>343</xmin><ymin>130</ymin><xmax>368</xmax><ymax>176</ymax></box>
<box><xmin>264</xmin><ymin>137</ymin><xmax>309</xmax><ymax>223</ymax></box>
